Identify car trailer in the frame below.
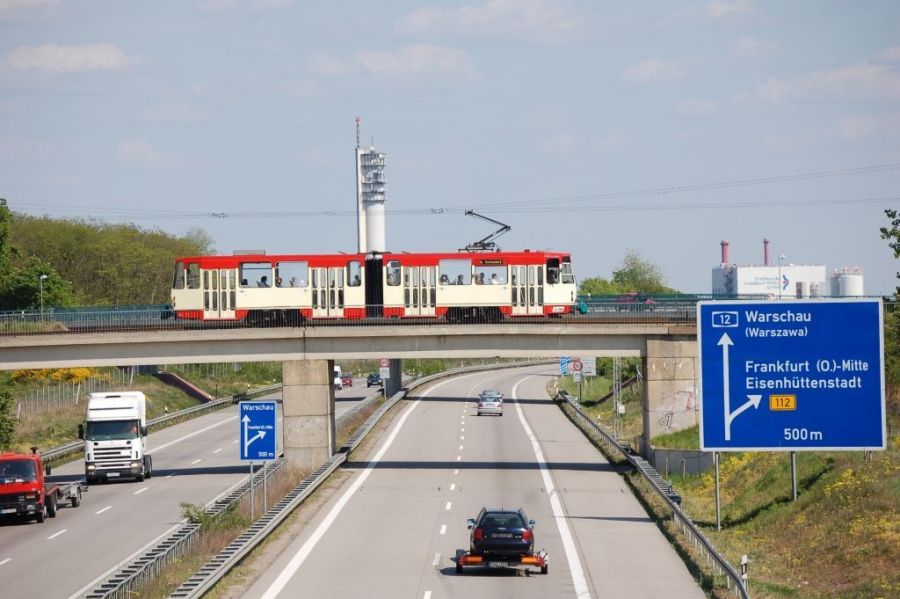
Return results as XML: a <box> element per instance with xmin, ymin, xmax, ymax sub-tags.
<box><xmin>455</xmin><ymin>549</ymin><xmax>549</xmax><ymax>575</ymax></box>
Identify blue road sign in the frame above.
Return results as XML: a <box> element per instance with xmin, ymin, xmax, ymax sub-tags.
<box><xmin>239</xmin><ymin>401</ymin><xmax>277</xmax><ymax>460</ymax></box>
<box><xmin>559</xmin><ymin>356</ymin><xmax>569</xmax><ymax>375</ymax></box>
<box><xmin>698</xmin><ymin>299</ymin><xmax>885</xmax><ymax>451</ymax></box>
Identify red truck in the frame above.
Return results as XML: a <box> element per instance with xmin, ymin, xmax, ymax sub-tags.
<box><xmin>0</xmin><ymin>448</ymin><xmax>86</xmax><ymax>523</ymax></box>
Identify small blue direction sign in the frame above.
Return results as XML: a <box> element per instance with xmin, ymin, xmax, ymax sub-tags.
<box><xmin>559</xmin><ymin>356</ymin><xmax>569</xmax><ymax>375</ymax></box>
<box><xmin>698</xmin><ymin>299</ymin><xmax>885</xmax><ymax>451</ymax></box>
<box><xmin>239</xmin><ymin>401</ymin><xmax>277</xmax><ymax>460</ymax></box>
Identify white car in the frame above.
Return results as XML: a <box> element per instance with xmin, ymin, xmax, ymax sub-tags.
<box><xmin>477</xmin><ymin>391</ymin><xmax>503</xmax><ymax>416</ymax></box>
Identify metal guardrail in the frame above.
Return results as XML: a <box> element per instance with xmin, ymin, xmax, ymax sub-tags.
<box><xmin>558</xmin><ymin>391</ymin><xmax>750</xmax><ymax>598</ymax></box>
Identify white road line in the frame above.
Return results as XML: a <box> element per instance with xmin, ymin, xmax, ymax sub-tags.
<box><xmin>460</xmin><ymin>435</ymin><xmax>464</xmax><ymax>440</ymax></box>
<box><xmin>513</xmin><ymin>377</ymin><xmax>592</xmax><ymax>599</ymax></box>
<box><xmin>432</xmin><ymin>552</ymin><xmax>441</xmax><ymax>566</ymax></box>
<box><xmin>166</xmin><ymin>473</ymin><xmax>175</xmax><ymax>478</ymax></box>
<box><xmin>424</xmin><ymin>592</ymin><xmax>432</xmax><ymax>599</ymax></box>
<box><xmin>191</xmin><ymin>458</ymin><xmax>203</xmax><ymax>465</ymax></box>
<box><xmin>213</xmin><ymin>448</ymin><xmax>223</xmax><ymax>454</ymax></box>
<box><xmin>461</xmin><ymin>428</ymin><xmax>465</xmax><ymax>433</ymax></box>
<box><xmin>445</xmin><ymin>501</ymin><xmax>452</xmax><ymax>510</ymax></box>
<box><xmin>95</xmin><ymin>506</ymin><xmax>112</xmax><ymax>515</ymax></box>
<box><xmin>47</xmin><ymin>529</ymin><xmax>67</xmax><ymax>540</ymax></box>
<box><xmin>258</xmin><ymin>378</ymin><xmax>452</xmax><ymax>599</ymax></box>
<box><xmin>453</xmin><ymin>469</ymin><xmax>459</xmax><ymax>475</ymax></box>
<box><xmin>459</xmin><ymin>445</ymin><xmax>464</xmax><ymax>450</ymax></box>
<box><xmin>456</xmin><ymin>456</ymin><xmax>461</xmax><ymax>461</ymax></box>
<box><xmin>232</xmin><ymin>439</ymin><xmax>238</xmax><ymax>444</ymax></box>
<box><xmin>134</xmin><ymin>487</ymin><xmax>149</xmax><ymax>495</ymax></box>
<box><xmin>450</xmin><ymin>483</ymin><xmax>456</xmax><ymax>491</ymax></box>
<box><xmin>439</xmin><ymin>524</ymin><xmax>447</xmax><ymax>535</ymax></box>
<box><xmin>149</xmin><ymin>415</ymin><xmax>237</xmax><ymax>454</ymax></box>
<box><xmin>0</xmin><ymin>558</ymin><xmax>10</xmax><ymax>566</ymax></box>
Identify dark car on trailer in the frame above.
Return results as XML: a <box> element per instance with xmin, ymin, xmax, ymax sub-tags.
<box><xmin>457</xmin><ymin>507</ymin><xmax>546</xmax><ymax>574</ymax></box>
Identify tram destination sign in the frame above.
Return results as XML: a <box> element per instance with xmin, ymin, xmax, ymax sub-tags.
<box><xmin>697</xmin><ymin>298</ymin><xmax>885</xmax><ymax>451</ymax></box>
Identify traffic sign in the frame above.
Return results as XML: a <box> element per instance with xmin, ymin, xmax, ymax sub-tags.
<box><xmin>239</xmin><ymin>401</ymin><xmax>277</xmax><ymax>460</ymax></box>
<box><xmin>698</xmin><ymin>299</ymin><xmax>885</xmax><ymax>451</ymax></box>
<box><xmin>379</xmin><ymin>357</ymin><xmax>390</xmax><ymax>368</ymax></box>
<box><xmin>559</xmin><ymin>356</ymin><xmax>569</xmax><ymax>375</ymax></box>
<box><xmin>582</xmin><ymin>359</ymin><xmax>597</xmax><ymax>377</ymax></box>
<box><xmin>571</xmin><ymin>359</ymin><xmax>583</xmax><ymax>372</ymax></box>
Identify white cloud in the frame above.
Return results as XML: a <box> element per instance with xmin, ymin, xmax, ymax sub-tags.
<box><xmin>397</xmin><ymin>0</ymin><xmax>582</xmax><ymax>43</ymax></box>
<box><xmin>144</xmin><ymin>102</ymin><xmax>208</xmax><ymax>124</ymax></box>
<box><xmin>623</xmin><ymin>59</ymin><xmax>685</xmax><ymax>83</ymax></box>
<box><xmin>677</xmin><ymin>98</ymin><xmax>718</xmax><ymax>116</ymax></box>
<box><xmin>738</xmin><ymin>63</ymin><xmax>900</xmax><ymax>105</ymax></box>
<box><xmin>3</xmin><ymin>43</ymin><xmax>135</xmax><ymax>73</ymax></box>
<box><xmin>879</xmin><ymin>46</ymin><xmax>900</xmax><ymax>63</ymax></box>
<box><xmin>733</xmin><ymin>35</ymin><xmax>778</xmax><ymax>58</ymax></box>
<box><xmin>539</xmin><ymin>131</ymin><xmax>577</xmax><ymax>154</ymax></box>
<box><xmin>837</xmin><ymin>115</ymin><xmax>875</xmax><ymax>141</ymax></box>
<box><xmin>117</xmin><ymin>139</ymin><xmax>170</xmax><ymax>167</ymax></box>
<box><xmin>274</xmin><ymin>79</ymin><xmax>321</xmax><ymax>97</ymax></box>
<box><xmin>707</xmin><ymin>0</ymin><xmax>755</xmax><ymax>18</ymax></box>
<box><xmin>356</xmin><ymin>45</ymin><xmax>475</xmax><ymax>78</ymax></box>
<box><xmin>306</xmin><ymin>53</ymin><xmax>356</xmax><ymax>77</ymax></box>
<box><xmin>0</xmin><ymin>0</ymin><xmax>58</xmax><ymax>17</ymax></box>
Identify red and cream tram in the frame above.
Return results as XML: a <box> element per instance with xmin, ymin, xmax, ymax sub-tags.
<box><xmin>170</xmin><ymin>250</ymin><xmax>576</xmax><ymax>325</ymax></box>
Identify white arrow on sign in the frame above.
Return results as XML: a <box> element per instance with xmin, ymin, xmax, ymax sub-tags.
<box><xmin>241</xmin><ymin>414</ymin><xmax>267</xmax><ymax>457</ymax></box>
<box><xmin>718</xmin><ymin>332</ymin><xmax>763</xmax><ymax>441</ymax></box>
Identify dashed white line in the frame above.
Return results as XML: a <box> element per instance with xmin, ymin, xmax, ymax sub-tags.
<box><xmin>461</xmin><ymin>427</ymin><xmax>465</xmax><ymax>432</ymax></box>
<box><xmin>213</xmin><ymin>448</ymin><xmax>223</xmax><ymax>454</ymax></box>
<box><xmin>0</xmin><ymin>558</ymin><xmax>10</xmax><ymax>566</ymax></box>
<box><xmin>166</xmin><ymin>473</ymin><xmax>175</xmax><ymax>478</ymax></box>
<box><xmin>95</xmin><ymin>506</ymin><xmax>112</xmax><ymax>515</ymax></box>
<box><xmin>445</xmin><ymin>501</ymin><xmax>452</xmax><ymax>510</ymax></box>
<box><xmin>432</xmin><ymin>552</ymin><xmax>441</xmax><ymax>567</ymax></box>
<box><xmin>450</xmin><ymin>483</ymin><xmax>456</xmax><ymax>491</ymax></box>
<box><xmin>456</xmin><ymin>456</ymin><xmax>461</xmax><ymax>461</ymax></box>
<box><xmin>149</xmin><ymin>415</ymin><xmax>237</xmax><ymax>454</ymax></box>
<box><xmin>47</xmin><ymin>529</ymin><xmax>67</xmax><ymax>540</ymax></box>
<box><xmin>459</xmin><ymin>445</ymin><xmax>464</xmax><ymax>450</ymax></box>
<box><xmin>424</xmin><ymin>592</ymin><xmax>432</xmax><ymax>599</ymax></box>
<box><xmin>460</xmin><ymin>435</ymin><xmax>465</xmax><ymax>440</ymax></box>
<box><xmin>453</xmin><ymin>468</ymin><xmax>459</xmax><ymax>475</ymax></box>
<box><xmin>134</xmin><ymin>487</ymin><xmax>149</xmax><ymax>495</ymax></box>
<box><xmin>191</xmin><ymin>458</ymin><xmax>202</xmax><ymax>465</ymax></box>
<box><xmin>439</xmin><ymin>524</ymin><xmax>447</xmax><ymax>535</ymax></box>
<box><xmin>232</xmin><ymin>439</ymin><xmax>238</xmax><ymax>444</ymax></box>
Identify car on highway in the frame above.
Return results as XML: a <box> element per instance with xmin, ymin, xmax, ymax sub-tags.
<box><xmin>460</xmin><ymin>507</ymin><xmax>545</xmax><ymax>573</ymax></box>
<box><xmin>341</xmin><ymin>373</ymin><xmax>353</xmax><ymax>387</ymax></box>
<box><xmin>615</xmin><ymin>292</ymin><xmax>656</xmax><ymax>311</ymax></box>
<box><xmin>366</xmin><ymin>373</ymin><xmax>383</xmax><ymax>387</ymax></box>
<box><xmin>477</xmin><ymin>392</ymin><xmax>503</xmax><ymax>416</ymax></box>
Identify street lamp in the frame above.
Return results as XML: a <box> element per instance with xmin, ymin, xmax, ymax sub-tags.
<box><xmin>39</xmin><ymin>274</ymin><xmax>48</xmax><ymax>316</ymax></box>
<box><xmin>777</xmin><ymin>255</ymin><xmax>786</xmax><ymax>299</ymax></box>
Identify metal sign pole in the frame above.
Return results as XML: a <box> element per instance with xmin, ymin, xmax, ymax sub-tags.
<box><xmin>791</xmin><ymin>452</ymin><xmax>798</xmax><ymax>502</ymax></box>
<box><xmin>714</xmin><ymin>452</ymin><xmax>721</xmax><ymax>531</ymax></box>
<box><xmin>250</xmin><ymin>462</ymin><xmax>255</xmax><ymax>521</ymax></box>
<box><xmin>263</xmin><ymin>462</ymin><xmax>268</xmax><ymax>513</ymax></box>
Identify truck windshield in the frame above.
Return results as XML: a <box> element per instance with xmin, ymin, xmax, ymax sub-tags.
<box><xmin>86</xmin><ymin>420</ymin><xmax>141</xmax><ymax>441</ymax></box>
<box><xmin>0</xmin><ymin>459</ymin><xmax>37</xmax><ymax>483</ymax></box>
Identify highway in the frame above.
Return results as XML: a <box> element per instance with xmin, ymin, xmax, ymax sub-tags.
<box><xmin>0</xmin><ymin>383</ymin><xmax>375</xmax><ymax>599</ymax></box>
<box><xmin>239</xmin><ymin>366</ymin><xmax>704</xmax><ymax>599</ymax></box>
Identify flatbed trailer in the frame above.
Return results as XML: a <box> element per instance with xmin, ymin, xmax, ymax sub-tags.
<box><xmin>455</xmin><ymin>549</ymin><xmax>549</xmax><ymax>575</ymax></box>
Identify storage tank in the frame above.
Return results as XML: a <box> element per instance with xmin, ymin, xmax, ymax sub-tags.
<box><xmin>831</xmin><ymin>267</ymin><xmax>864</xmax><ymax>297</ymax></box>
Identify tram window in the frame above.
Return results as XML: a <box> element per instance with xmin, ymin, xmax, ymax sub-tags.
<box><xmin>386</xmin><ymin>261</ymin><xmax>401</xmax><ymax>286</ymax></box>
<box><xmin>477</xmin><ymin>265</ymin><xmax>507</xmax><ymax>285</ymax></box>
<box><xmin>276</xmin><ymin>261</ymin><xmax>308</xmax><ymax>288</ymax></box>
<box><xmin>561</xmin><ymin>258</ymin><xmax>575</xmax><ymax>284</ymax></box>
<box><xmin>240</xmin><ymin>262</ymin><xmax>272</xmax><ymax>287</ymax></box>
<box><xmin>187</xmin><ymin>263</ymin><xmax>200</xmax><ymax>290</ymax></box>
<box><xmin>348</xmin><ymin>261</ymin><xmax>361</xmax><ymax>287</ymax></box>
<box><xmin>546</xmin><ymin>258</ymin><xmax>560</xmax><ymax>284</ymax></box>
<box><xmin>173</xmin><ymin>262</ymin><xmax>185</xmax><ymax>289</ymax></box>
<box><xmin>537</xmin><ymin>268</ymin><xmax>543</xmax><ymax>285</ymax></box>
<box><xmin>439</xmin><ymin>259</ymin><xmax>471</xmax><ymax>285</ymax></box>
<box><xmin>203</xmin><ymin>270</ymin><xmax>209</xmax><ymax>289</ymax></box>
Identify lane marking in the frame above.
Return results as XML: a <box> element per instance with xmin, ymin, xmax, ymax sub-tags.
<box><xmin>0</xmin><ymin>558</ymin><xmax>10</xmax><ymax>566</ymax></box>
<box><xmin>424</xmin><ymin>592</ymin><xmax>432</xmax><ymax>599</ymax></box>
<box><xmin>213</xmin><ymin>448</ymin><xmax>223</xmax><ymax>454</ymax></box>
<box><xmin>445</xmin><ymin>501</ymin><xmax>452</xmax><ymax>510</ymax></box>
<box><xmin>450</xmin><ymin>483</ymin><xmax>456</xmax><ymax>491</ymax></box>
<box><xmin>459</xmin><ymin>445</ymin><xmax>464</xmax><ymax>450</ymax></box>
<box><xmin>191</xmin><ymin>458</ymin><xmax>203</xmax><ymax>465</ymax></box>
<box><xmin>461</xmin><ymin>428</ymin><xmax>465</xmax><ymax>433</ymax></box>
<box><xmin>456</xmin><ymin>456</ymin><xmax>461</xmax><ymax>461</ymax></box>
<box><xmin>439</xmin><ymin>524</ymin><xmax>447</xmax><ymax>535</ymax></box>
<box><xmin>259</xmin><ymin>377</ymin><xmax>452</xmax><ymax>599</ymax></box>
<box><xmin>47</xmin><ymin>529</ymin><xmax>67</xmax><ymax>540</ymax></box>
<box><xmin>453</xmin><ymin>469</ymin><xmax>459</xmax><ymax>475</ymax></box>
<box><xmin>513</xmin><ymin>377</ymin><xmax>592</xmax><ymax>599</ymax></box>
<box><xmin>150</xmin><ymin>415</ymin><xmax>237</xmax><ymax>454</ymax></box>
<box><xmin>166</xmin><ymin>473</ymin><xmax>175</xmax><ymax>479</ymax></box>
<box><xmin>460</xmin><ymin>435</ymin><xmax>464</xmax><ymax>440</ymax></box>
<box><xmin>134</xmin><ymin>487</ymin><xmax>149</xmax><ymax>495</ymax></box>
<box><xmin>432</xmin><ymin>552</ymin><xmax>441</xmax><ymax>567</ymax></box>
<box><xmin>95</xmin><ymin>506</ymin><xmax>112</xmax><ymax>515</ymax></box>
<box><xmin>232</xmin><ymin>439</ymin><xmax>238</xmax><ymax>444</ymax></box>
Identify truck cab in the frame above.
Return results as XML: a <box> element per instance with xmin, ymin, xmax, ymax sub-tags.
<box><xmin>81</xmin><ymin>392</ymin><xmax>152</xmax><ymax>484</ymax></box>
<box><xmin>0</xmin><ymin>451</ymin><xmax>45</xmax><ymax>521</ymax></box>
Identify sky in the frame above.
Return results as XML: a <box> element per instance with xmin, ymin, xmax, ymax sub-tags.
<box><xmin>1</xmin><ymin>0</ymin><xmax>899</xmax><ymax>294</ymax></box>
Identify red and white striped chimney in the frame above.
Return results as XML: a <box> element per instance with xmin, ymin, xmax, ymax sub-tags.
<box><xmin>720</xmin><ymin>240</ymin><xmax>730</xmax><ymax>265</ymax></box>
<box><xmin>763</xmin><ymin>238</ymin><xmax>770</xmax><ymax>266</ymax></box>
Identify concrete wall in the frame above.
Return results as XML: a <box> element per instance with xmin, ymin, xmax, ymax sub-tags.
<box><xmin>282</xmin><ymin>359</ymin><xmax>335</xmax><ymax>470</ymax></box>
<box><xmin>641</xmin><ymin>337</ymin><xmax>698</xmax><ymax>447</ymax></box>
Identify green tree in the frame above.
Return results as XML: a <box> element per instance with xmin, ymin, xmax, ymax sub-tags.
<box><xmin>0</xmin><ymin>198</ymin><xmax>12</xmax><ymax>270</ymax></box>
<box><xmin>880</xmin><ymin>208</ymin><xmax>900</xmax><ymax>295</ymax></box>
<box><xmin>0</xmin><ymin>377</ymin><xmax>15</xmax><ymax>449</ymax></box>
<box><xmin>610</xmin><ymin>250</ymin><xmax>675</xmax><ymax>294</ymax></box>
<box><xmin>0</xmin><ymin>256</ymin><xmax>74</xmax><ymax>310</ymax></box>
<box><xmin>579</xmin><ymin>276</ymin><xmax>622</xmax><ymax>295</ymax></box>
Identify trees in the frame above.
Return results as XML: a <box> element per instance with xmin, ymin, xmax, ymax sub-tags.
<box><xmin>579</xmin><ymin>250</ymin><xmax>675</xmax><ymax>295</ymax></box>
<box><xmin>880</xmin><ymin>208</ymin><xmax>899</xmax><ymax>295</ymax></box>
<box><xmin>0</xmin><ymin>377</ymin><xmax>14</xmax><ymax>450</ymax></box>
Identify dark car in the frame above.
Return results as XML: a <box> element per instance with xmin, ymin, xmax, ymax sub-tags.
<box><xmin>341</xmin><ymin>373</ymin><xmax>353</xmax><ymax>387</ymax></box>
<box><xmin>366</xmin><ymin>373</ymin><xmax>383</xmax><ymax>387</ymax></box>
<box><xmin>466</xmin><ymin>507</ymin><xmax>537</xmax><ymax>564</ymax></box>
<box><xmin>615</xmin><ymin>292</ymin><xmax>656</xmax><ymax>311</ymax></box>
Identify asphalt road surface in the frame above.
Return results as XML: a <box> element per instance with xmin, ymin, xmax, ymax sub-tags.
<box><xmin>0</xmin><ymin>384</ymin><xmax>373</xmax><ymax>599</ymax></box>
<box><xmin>242</xmin><ymin>366</ymin><xmax>704</xmax><ymax>599</ymax></box>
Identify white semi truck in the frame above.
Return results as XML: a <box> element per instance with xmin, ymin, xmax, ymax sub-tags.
<box><xmin>79</xmin><ymin>391</ymin><xmax>152</xmax><ymax>484</ymax></box>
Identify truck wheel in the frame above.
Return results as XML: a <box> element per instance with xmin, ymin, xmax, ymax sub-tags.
<box><xmin>455</xmin><ymin>562</ymin><xmax>463</xmax><ymax>574</ymax></box>
<box><xmin>144</xmin><ymin>455</ymin><xmax>153</xmax><ymax>479</ymax></box>
<box><xmin>35</xmin><ymin>505</ymin><xmax>45</xmax><ymax>523</ymax></box>
<box><xmin>47</xmin><ymin>494</ymin><xmax>58</xmax><ymax>518</ymax></box>
<box><xmin>541</xmin><ymin>564</ymin><xmax>548</xmax><ymax>575</ymax></box>
<box><xmin>71</xmin><ymin>488</ymin><xmax>81</xmax><ymax>508</ymax></box>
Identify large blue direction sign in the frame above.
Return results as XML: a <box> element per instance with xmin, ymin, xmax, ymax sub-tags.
<box><xmin>698</xmin><ymin>299</ymin><xmax>885</xmax><ymax>451</ymax></box>
<box><xmin>239</xmin><ymin>401</ymin><xmax>277</xmax><ymax>460</ymax></box>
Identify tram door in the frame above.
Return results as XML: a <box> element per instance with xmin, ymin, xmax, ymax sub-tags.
<box><xmin>511</xmin><ymin>265</ymin><xmax>544</xmax><ymax>315</ymax></box>
<box><xmin>203</xmin><ymin>269</ymin><xmax>236</xmax><ymax>320</ymax></box>
<box><xmin>404</xmin><ymin>266</ymin><xmax>436</xmax><ymax>316</ymax></box>
<box><xmin>311</xmin><ymin>267</ymin><xmax>345</xmax><ymax>317</ymax></box>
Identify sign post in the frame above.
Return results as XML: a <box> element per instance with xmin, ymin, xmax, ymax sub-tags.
<box><xmin>379</xmin><ymin>357</ymin><xmax>391</xmax><ymax>381</ymax></box>
<box><xmin>698</xmin><ymin>298</ymin><xmax>885</xmax><ymax>452</ymax></box>
<box><xmin>239</xmin><ymin>401</ymin><xmax>277</xmax><ymax>519</ymax></box>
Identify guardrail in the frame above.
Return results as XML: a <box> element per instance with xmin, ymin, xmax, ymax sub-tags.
<box><xmin>557</xmin><ymin>391</ymin><xmax>750</xmax><ymax>598</ymax></box>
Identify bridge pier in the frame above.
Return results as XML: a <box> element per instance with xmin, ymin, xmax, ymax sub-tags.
<box><xmin>641</xmin><ymin>338</ymin><xmax>699</xmax><ymax>455</ymax></box>
<box><xmin>282</xmin><ymin>359</ymin><xmax>335</xmax><ymax>470</ymax></box>
<box><xmin>385</xmin><ymin>359</ymin><xmax>402</xmax><ymax>397</ymax></box>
